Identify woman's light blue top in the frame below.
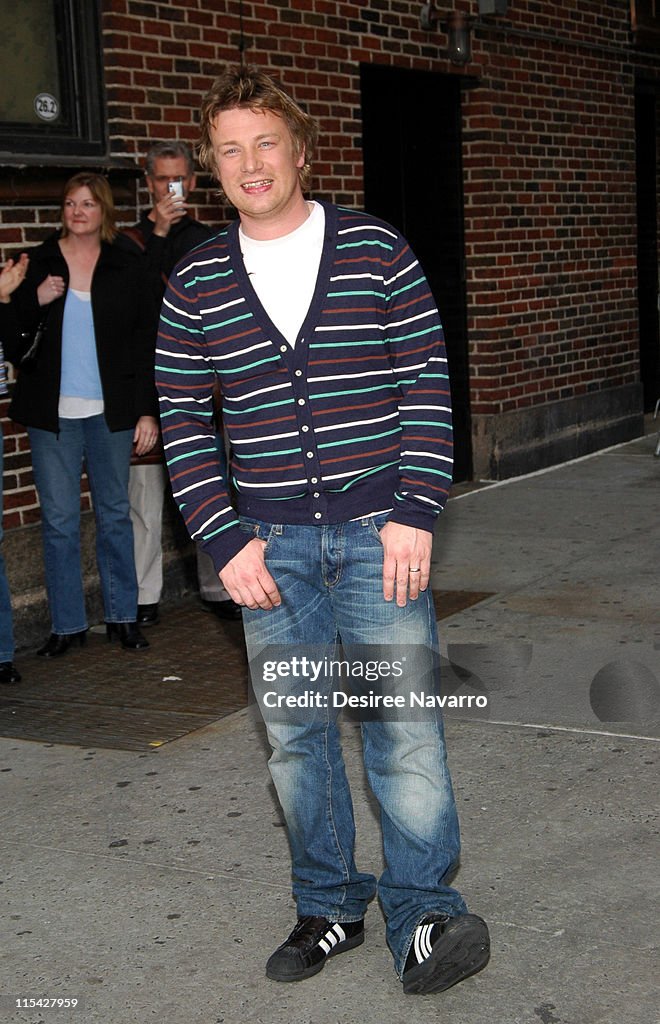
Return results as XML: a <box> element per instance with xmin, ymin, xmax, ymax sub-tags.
<box><xmin>60</xmin><ymin>289</ymin><xmax>103</xmax><ymax>401</ymax></box>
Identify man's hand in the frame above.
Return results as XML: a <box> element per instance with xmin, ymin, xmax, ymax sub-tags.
<box><xmin>133</xmin><ymin>415</ymin><xmax>159</xmax><ymax>456</ymax></box>
<box><xmin>219</xmin><ymin>537</ymin><xmax>281</xmax><ymax>611</ymax></box>
<box><xmin>152</xmin><ymin>192</ymin><xmax>187</xmax><ymax>237</ymax></box>
<box><xmin>380</xmin><ymin>521</ymin><xmax>433</xmax><ymax>607</ymax></box>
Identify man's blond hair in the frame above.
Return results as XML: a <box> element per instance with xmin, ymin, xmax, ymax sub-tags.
<box><xmin>198</xmin><ymin>65</ymin><xmax>318</xmax><ymax>192</ymax></box>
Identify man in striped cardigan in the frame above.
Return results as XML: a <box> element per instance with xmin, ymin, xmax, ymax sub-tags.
<box><xmin>156</xmin><ymin>65</ymin><xmax>490</xmax><ymax>996</ymax></box>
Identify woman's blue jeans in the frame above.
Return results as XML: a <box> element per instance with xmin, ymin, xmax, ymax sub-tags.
<box><xmin>0</xmin><ymin>425</ymin><xmax>15</xmax><ymax>662</ymax></box>
<box><xmin>28</xmin><ymin>416</ymin><xmax>138</xmax><ymax>634</ymax></box>
<box><xmin>241</xmin><ymin>513</ymin><xmax>467</xmax><ymax>977</ymax></box>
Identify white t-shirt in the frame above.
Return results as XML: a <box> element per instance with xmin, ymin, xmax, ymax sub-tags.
<box><xmin>239</xmin><ymin>201</ymin><xmax>325</xmax><ymax>348</ymax></box>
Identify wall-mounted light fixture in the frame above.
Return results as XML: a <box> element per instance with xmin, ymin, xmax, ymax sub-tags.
<box><xmin>478</xmin><ymin>0</ymin><xmax>508</xmax><ymax>13</ymax></box>
<box><xmin>420</xmin><ymin>5</ymin><xmax>473</xmax><ymax>65</ymax></box>
<box><xmin>420</xmin><ymin>2</ymin><xmax>509</xmax><ymax>64</ymax></box>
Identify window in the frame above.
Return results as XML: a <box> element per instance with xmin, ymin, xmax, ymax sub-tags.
<box><xmin>0</xmin><ymin>0</ymin><xmax>105</xmax><ymax>161</ymax></box>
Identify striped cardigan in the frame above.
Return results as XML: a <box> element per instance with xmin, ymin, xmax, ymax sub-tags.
<box><xmin>155</xmin><ymin>201</ymin><xmax>453</xmax><ymax>572</ymax></box>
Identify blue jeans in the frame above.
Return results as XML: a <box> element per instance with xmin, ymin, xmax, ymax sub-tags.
<box><xmin>241</xmin><ymin>513</ymin><xmax>467</xmax><ymax>977</ymax></box>
<box><xmin>0</xmin><ymin>425</ymin><xmax>15</xmax><ymax>662</ymax></box>
<box><xmin>28</xmin><ymin>417</ymin><xmax>138</xmax><ymax>634</ymax></box>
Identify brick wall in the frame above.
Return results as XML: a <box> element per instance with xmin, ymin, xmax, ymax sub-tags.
<box><xmin>463</xmin><ymin>32</ymin><xmax>639</xmax><ymax>417</ymax></box>
<box><xmin>1</xmin><ymin>0</ymin><xmax>659</xmax><ymax>527</ymax></box>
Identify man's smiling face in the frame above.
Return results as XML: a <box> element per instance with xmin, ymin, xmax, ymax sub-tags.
<box><xmin>210</xmin><ymin>106</ymin><xmax>307</xmax><ymax>239</ymax></box>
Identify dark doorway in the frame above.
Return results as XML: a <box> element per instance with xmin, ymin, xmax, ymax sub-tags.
<box><xmin>635</xmin><ymin>88</ymin><xmax>660</xmax><ymax>411</ymax></box>
<box><xmin>360</xmin><ymin>64</ymin><xmax>472</xmax><ymax>481</ymax></box>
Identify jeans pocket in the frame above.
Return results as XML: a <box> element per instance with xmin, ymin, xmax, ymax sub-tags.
<box><xmin>238</xmin><ymin>516</ymin><xmax>260</xmax><ymax>537</ymax></box>
<box><xmin>238</xmin><ymin>516</ymin><xmax>278</xmax><ymax>555</ymax></box>
<box><xmin>262</xmin><ymin>523</ymin><xmax>280</xmax><ymax>556</ymax></box>
<box><xmin>366</xmin><ymin>512</ymin><xmax>389</xmax><ymax>544</ymax></box>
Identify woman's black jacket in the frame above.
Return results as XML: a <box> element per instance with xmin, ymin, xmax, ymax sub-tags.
<box><xmin>1</xmin><ymin>233</ymin><xmax>159</xmax><ymax>433</ymax></box>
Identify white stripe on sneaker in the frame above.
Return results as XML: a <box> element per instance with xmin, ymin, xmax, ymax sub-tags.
<box><xmin>318</xmin><ymin>923</ymin><xmax>346</xmax><ymax>955</ymax></box>
<box><xmin>413</xmin><ymin>923</ymin><xmax>435</xmax><ymax>964</ymax></box>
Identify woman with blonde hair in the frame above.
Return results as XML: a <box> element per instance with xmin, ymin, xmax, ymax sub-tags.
<box><xmin>1</xmin><ymin>173</ymin><xmax>159</xmax><ymax>656</ymax></box>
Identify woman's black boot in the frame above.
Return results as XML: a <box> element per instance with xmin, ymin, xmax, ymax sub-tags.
<box><xmin>106</xmin><ymin>622</ymin><xmax>149</xmax><ymax>651</ymax></box>
<box><xmin>36</xmin><ymin>631</ymin><xmax>87</xmax><ymax>658</ymax></box>
<box><xmin>0</xmin><ymin>662</ymin><xmax>21</xmax><ymax>684</ymax></box>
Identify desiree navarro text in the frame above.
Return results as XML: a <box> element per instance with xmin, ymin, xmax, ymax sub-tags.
<box><xmin>260</xmin><ymin>690</ymin><xmax>488</xmax><ymax>710</ymax></box>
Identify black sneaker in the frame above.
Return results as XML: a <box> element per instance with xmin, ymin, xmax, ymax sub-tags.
<box><xmin>266</xmin><ymin>915</ymin><xmax>364</xmax><ymax>982</ymax></box>
<box><xmin>402</xmin><ymin>912</ymin><xmax>490</xmax><ymax>995</ymax></box>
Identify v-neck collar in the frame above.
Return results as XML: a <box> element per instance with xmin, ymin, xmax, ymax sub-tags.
<box><xmin>226</xmin><ymin>200</ymin><xmax>338</xmax><ymax>355</ymax></box>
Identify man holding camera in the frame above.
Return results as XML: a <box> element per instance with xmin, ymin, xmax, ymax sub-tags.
<box><xmin>126</xmin><ymin>141</ymin><xmax>211</xmax><ymax>305</ymax></box>
<box><xmin>125</xmin><ymin>141</ymin><xmax>241</xmax><ymax>627</ymax></box>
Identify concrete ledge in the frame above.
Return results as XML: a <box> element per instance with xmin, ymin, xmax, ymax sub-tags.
<box><xmin>471</xmin><ymin>384</ymin><xmax>644</xmax><ymax>479</ymax></box>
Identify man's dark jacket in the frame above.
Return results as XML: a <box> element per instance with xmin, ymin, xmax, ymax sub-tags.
<box><xmin>123</xmin><ymin>212</ymin><xmax>215</xmax><ymax>304</ymax></box>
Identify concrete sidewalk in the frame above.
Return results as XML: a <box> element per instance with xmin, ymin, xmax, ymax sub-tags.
<box><xmin>1</xmin><ymin>433</ymin><xmax>658</xmax><ymax>1024</ymax></box>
